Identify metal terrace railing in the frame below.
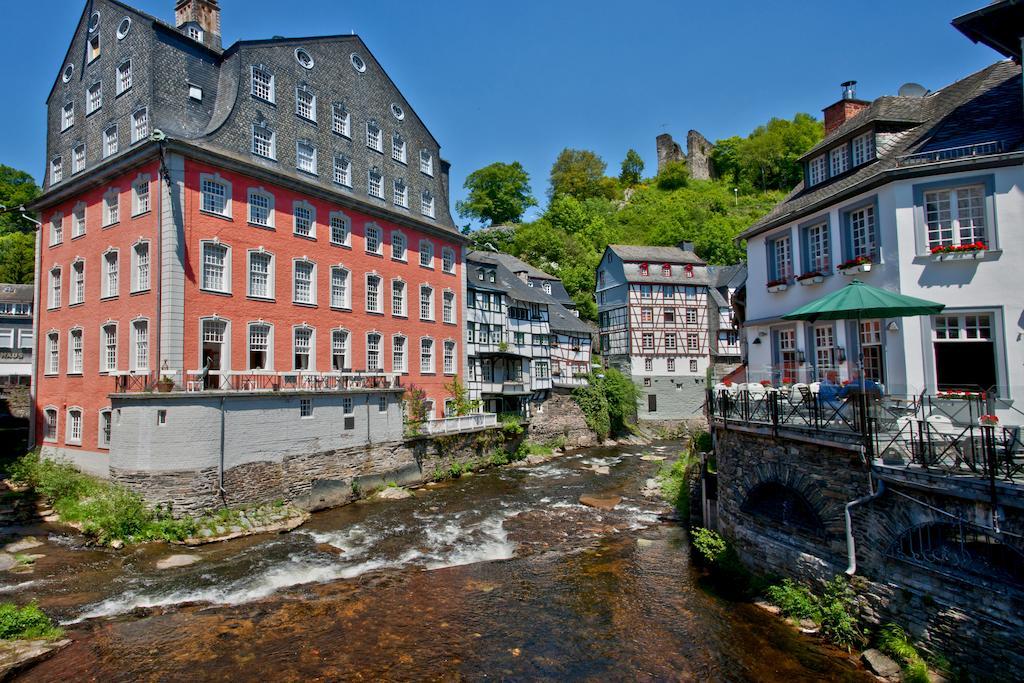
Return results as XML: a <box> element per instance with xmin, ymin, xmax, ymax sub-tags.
<box><xmin>421</xmin><ymin>412</ymin><xmax>499</xmax><ymax>435</ymax></box>
<box><xmin>896</xmin><ymin>141</ymin><xmax>1003</xmax><ymax>167</ymax></box>
<box><xmin>114</xmin><ymin>370</ymin><xmax>402</xmax><ymax>393</ymax></box>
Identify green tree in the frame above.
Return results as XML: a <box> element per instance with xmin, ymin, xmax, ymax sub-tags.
<box><xmin>619</xmin><ymin>148</ymin><xmax>644</xmax><ymax>186</ymax></box>
<box><xmin>0</xmin><ymin>231</ymin><xmax>35</xmax><ymax>284</ymax></box>
<box><xmin>709</xmin><ymin>136</ymin><xmax>743</xmax><ymax>185</ymax></box>
<box><xmin>656</xmin><ymin>160</ymin><xmax>689</xmax><ymax>191</ymax></box>
<box><xmin>456</xmin><ymin>161</ymin><xmax>537</xmax><ymax>226</ymax></box>
<box><xmin>731</xmin><ymin>113</ymin><xmax>823</xmax><ymax>192</ymax></box>
<box><xmin>444</xmin><ymin>376</ymin><xmax>481</xmax><ymax>416</ymax></box>
<box><xmin>548</xmin><ymin>148</ymin><xmax>611</xmax><ymax>200</ymax></box>
<box><xmin>0</xmin><ymin>165</ymin><xmax>40</xmax><ymax>235</ymax></box>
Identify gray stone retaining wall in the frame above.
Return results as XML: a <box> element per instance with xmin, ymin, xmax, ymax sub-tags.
<box><xmin>528</xmin><ymin>390</ymin><xmax>596</xmax><ymax>449</ymax></box>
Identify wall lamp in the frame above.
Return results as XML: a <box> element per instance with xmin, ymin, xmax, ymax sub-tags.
<box><xmin>797</xmin><ymin>349</ymin><xmax>806</xmax><ymax>364</ymax></box>
<box><xmin>887</xmin><ymin>321</ymin><xmax>900</xmax><ymax>333</ymax></box>
<box><xmin>837</xmin><ymin>346</ymin><xmax>847</xmax><ymax>363</ymax></box>
<box><xmin>752</xmin><ymin>337</ymin><xmax>762</xmax><ymax>345</ymax></box>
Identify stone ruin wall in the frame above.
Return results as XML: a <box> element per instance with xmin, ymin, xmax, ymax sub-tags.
<box><xmin>655</xmin><ymin>131</ymin><xmax>716</xmax><ymax>181</ymax></box>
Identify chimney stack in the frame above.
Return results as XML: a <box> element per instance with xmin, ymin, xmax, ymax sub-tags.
<box><xmin>175</xmin><ymin>0</ymin><xmax>221</xmax><ymax>51</ymax></box>
<box><xmin>823</xmin><ymin>80</ymin><xmax>870</xmax><ymax>136</ymax></box>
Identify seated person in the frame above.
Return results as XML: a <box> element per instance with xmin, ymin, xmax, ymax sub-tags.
<box><xmin>817</xmin><ymin>371</ymin><xmax>841</xmax><ymax>406</ymax></box>
<box><xmin>838</xmin><ymin>373</ymin><xmax>883</xmax><ymax>399</ymax></box>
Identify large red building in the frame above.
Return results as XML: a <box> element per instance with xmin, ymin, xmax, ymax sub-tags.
<box><xmin>31</xmin><ymin>0</ymin><xmax>465</xmax><ymax>475</ymax></box>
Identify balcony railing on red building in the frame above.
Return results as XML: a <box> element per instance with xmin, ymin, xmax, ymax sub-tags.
<box><xmin>113</xmin><ymin>370</ymin><xmax>402</xmax><ymax>394</ymax></box>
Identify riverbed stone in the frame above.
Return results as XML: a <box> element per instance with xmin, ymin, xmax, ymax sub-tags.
<box><xmin>0</xmin><ymin>639</ymin><xmax>71</xmax><ymax>679</ymax></box>
<box><xmin>579</xmin><ymin>494</ymin><xmax>621</xmax><ymax>511</ymax></box>
<box><xmin>0</xmin><ymin>553</ymin><xmax>17</xmax><ymax>571</ymax></box>
<box><xmin>376</xmin><ymin>487</ymin><xmax>412</xmax><ymax>500</ymax></box>
<box><xmin>156</xmin><ymin>554</ymin><xmax>200</xmax><ymax>570</ymax></box>
<box><xmin>591</xmin><ymin>466</ymin><xmax>610</xmax><ymax>475</ymax></box>
<box><xmin>3</xmin><ymin>537</ymin><xmax>43</xmax><ymax>553</ymax></box>
<box><xmin>639</xmin><ymin>455</ymin><xmax>666</xmax><ymax>462</ymax></box>
<box><xmin>861</xmin><ymin>649</ymin><xmax>900</xmax><ymax>679</ymax></box>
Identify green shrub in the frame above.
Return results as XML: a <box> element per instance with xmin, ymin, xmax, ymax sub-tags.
<box><xmin>818</xmin><ymin>576</ymin><xmax>862</xmax><ymax>650</ymax></box>
<box><xmin>765</xmin><ymin>579</ymin><xmax>821</xmax><ymax>621</ymax></box>
<box><xmin>0</xmin><ymin>603</ymin><xmax>63</xmax><ymax>641</ymax></box>
<box><xmin>690</xmin><ymin>527</ymin><xmax>727</xmax><ymax>564</ymax></box>
<box><xmin>499</xmin><ymin>413</ymin><xmax>524</xmax><ymax>435</ymax></box>
<box><xmin>692</xmin><ymin>430</ymin><xmax>713</xmax><ymax>453</ymax></box>
<box><xmin>658</xmin><ymin>452</ymin><xmax>695</xmax><ymax>521</ymax></box>
<box><xmin>508</xmin><ymin>442</ymin><xmax>529</xmax><ymax>462</ymax></box>
<box><xmin>877</xmin><ymin>623</ymin><xmax>931</xmax><ymax>682</ymax></box>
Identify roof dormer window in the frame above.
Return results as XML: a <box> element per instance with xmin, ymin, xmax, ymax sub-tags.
<box><xmin>662</xmin><ymin>263</ymin><xmax>672</xmax><ymax>277</ymax></box>
<box><xmin>639</xmin><ymin>262</ymin><xmax>649</xmax><ymax>276</ymax></box>
<box><xmin>186</xmin><ymin>23</ymin><xmax>203</xmax><ymax>42</ymax></box>
<box><xmin>829</xmin><ymin>145</ymin><xmax>849</xmax><ymax>176</ymax></box>
<box><xmin>851</xmin><ymin>132</ymin><xmax>875</xmax><ymax>166</ymax></box>
<box><xmin>808</xmin><ymin>155</ymin><xmax>827</xmax><ymax>186</ymax></box>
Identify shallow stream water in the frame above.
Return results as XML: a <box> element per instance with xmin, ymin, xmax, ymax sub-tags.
<box><xmin>5</xmin><ymin>442</ymin><xmax>870</xmax><ymax>681</ymax></box>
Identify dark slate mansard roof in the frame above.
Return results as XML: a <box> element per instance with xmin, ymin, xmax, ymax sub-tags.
<box><xmin>740</xmin><ymin>60</ymin><xmax>1024</xmax><ymax>240</ymax></box>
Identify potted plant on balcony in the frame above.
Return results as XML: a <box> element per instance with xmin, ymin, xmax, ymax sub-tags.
<box><xmin>837</xmin><ymin>255</ymin><xmax>872</xmax><ymax>275</ymax></box>
<box><xmin>979</xmin><ymin>414</ymin><xmax>999</xmax><ymax>427</ymax></box>
<box><xmin>930</xmin><ymin>241</ymin><xmax>988</xmax><ymax>261</ymax></box>
<box><xmin>156</xmin><ymin>375</ymin><xmax>174</xmax><ymax>393</ymax></box>
<box><xmin>766</xmin><ymin>277</ymin><xmax>789</xmax><ymax>293</ymax></box>
<box><xmin>796</xmin><ymin>271</ymin><xmax>825</xmax><ymax>286</ymax></box>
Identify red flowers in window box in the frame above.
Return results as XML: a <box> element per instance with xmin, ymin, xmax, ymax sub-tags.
<box><xmin>767</xmin><ymin>277</ymin><xmax>789</xmax><ymax>288</ymax></box>
<box><xmin>837</xmin><ymin>255</ymin><xmax>872</xmax><ymax>270</ymax></box>
<box><xmin>759</xmin><ymin>379</ymin><xmax>772</xmax><ymax>387</ymax></box>
<box><xmin>782</xmin><ymin>376</ymin><xmax>794</xmax><ymax>385</ymax></box>
<box><xmin>929</xmin><ymin>241</ymin><xmax>987</xmax><ymax>254</ymax></box>
<box><xmin>796</xmin><ymin>271</ymin><xmax>825</xmax><ymax>281</ymax></box>
<box><xmin>979</xmin><ymin>414</ymin><xmax>999</xmax><ymax>426</ymax></box>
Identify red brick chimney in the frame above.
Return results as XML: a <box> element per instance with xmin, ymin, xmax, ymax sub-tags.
<box><xmin>823</xmin><ymin>81</ymin><xmax>870</xmax><ymax>135</ymax></box>
<box><xmin>175</xmin><ymin>0</ymin><xmax>222</xmax><ymax>50</ymax></box>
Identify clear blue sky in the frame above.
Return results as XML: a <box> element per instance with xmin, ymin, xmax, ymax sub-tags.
<box><xmin>2</xmin><ymin>1</ymin><xmax>1000</xmax><ymax>226</ymax></box>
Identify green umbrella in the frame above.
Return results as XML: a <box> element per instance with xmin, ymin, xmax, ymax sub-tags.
<box><xmin>782</xmin><ymin>279</ymin><xmax>945</xmax><ymax>323</ymax></box>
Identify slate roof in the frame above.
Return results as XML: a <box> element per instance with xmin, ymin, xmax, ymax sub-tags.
<box><xmin>621</xmin><ymin>261</ymin><xmax>746</xmax><ymax>287</ymax></box>
<box><xmin>607</xmin><ymin>245</ymin><xmax>705</xmax><ymax>265</ymax></box>
<box><xmin>0</xmin><ymin>284</ymin><xmax>33</xmax><ymax>304</ymax></box>
<box><xmin>480</xmin><ymin>252</ymin><xmax>557</xmax><ymax>280</ymax></box>
<box><xmin>742</xmin><ymin>60</ymin><xmax>1024</xmax><ymax>239</ymax></box>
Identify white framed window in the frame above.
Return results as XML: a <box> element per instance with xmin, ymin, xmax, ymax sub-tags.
<box><xmin>132</xmin><ymin>319</ymin><xmax>149</xmax><ymax>372</ymax></box>
<box><xmin>300</xmin><ymin>398</ymin><xmax>313</xmax><ymax>418</ymax></box>
<box><xmin>393</xmin><ymin>179</ymin><xmax>408</xmax><ymax>208</ymax></box>
<box><xmin>367</xmin><ymin>332</ymin><xmax>382</xmax><ymax>371</ymax></box>
<box><xmin>666</xmin><ymin>332</ymin><xmax>677</xmax><ymax>350</ymax></box>
<box><xmin>131</xmin><ymin>107</ymin><xmax>149</xmax><ymax>143</ymax></box>
<box><xmin>87</xmin><ymin>82</ymin><xmax>102</xmax><ymax>115</ymax></box>
<box><xmin>829</xmin><ymin>145</ymin><xmax>848</xmax><ymax>176</ymax></box>
<box><xmin>251</xmin><ymin>65</ymin><xmax>275</xmax><ymax>103</ymax></box>
<box><xmin>200</xmin><ymin>175</ymin><xmax>231</xmax><ymax>217</ymax></box>
<box><xmin>330</xmin><ymin>266</ymin><xmax>350</xmax><ymax>309</ymax></box>
<box><xmin>50</xmin><ymin>157</ymin><xmax>63</xmax><ymax>185</ymax></box>
<box><xmin>848</xmin><ymin>205</ymin><xmax>876</xmax><ymax>259</ymax></box>
<box><xmin>49</xmin><ymin>213</ymin><xmax>63</xmax><ymax>246</ymax></box>
<box><xmin>365</xmin><ymin>224</ymin><xmax>382</xmax><ymax>254</ymax></box>
<box><xmin>98</xmin><ymin>409</ymin><xmax>112</xmax><ymax>449</ymax></box>
<box><xmin>390</xmin><ymin>231</ymin><xmax>407</xmax><ymax>262</ymax></box>
<box><xmin>189</xmin><ymin>84</ymin><xmax>203</xmax><ymax>101</ymax></box>
<box><xmin>132</xmin><ymin>176</ymin><xmax>150</xmax><ymax>215</ymax></box>
<box><xmin>293</xmin><ymin>201</ymin><xmax>315</xmax><ymax>238</ymax></box>
<box><xmin>851</xmin><ymin>132</ymin><xmax>875</xmax><ymax>166</ymax></box>
<box><xmin>368</xmin><ymin>169</ymin><xmax>383</xmax><ymax>199</ymax></box>
<box><xmin>391</xmin><ymin>279</ymin><xmax>406</xmax><ymax>317</ymax></box>
<box><xmin>667</xmin><ymin>358</ymin><xmax>676</xmax><ymax>372</ymax></box>
<box><xmin>101</xmin><ymin>323</ymin><xmax>118</xmax><ymax>372</ymax></box>
<box><xmin>296</xmin><ymin>140</ymin><xmax>317</xmax><ymax>174</ymax></box>
<box><xmin>247</xmin><ymin>250</ymin><xmax>273</xmax><ymax>299</ymax></box>
<box><xmin>103</xmin><ymin>125</ymin><xmax>118</xmax><ymax>158</ymax></box>
<box><xmin>443</xmin><ymin>340</ymin><xmax>455</xmax><ymax>375</ymax></box>
<box><xmin>72</xmin><ymin>204</ymin><xmax>86</xmax><ymax>237</ymax></box>
<box><xmin>293</xmin><ymin>326</ymin><xmax>313</xmax><ymax>370</ymax></box>
<box><xmin>542</xmin><ymin>282</ymin><xmax>551</xmax><ymax>294</ymax></box>
<box><xmin>392</xmin><ymin>133</ymin><xmax>406</xmax><ymax>163</ymax></box>
<box><xmin>102</xmin><ymin>250</ymin><xmax>119</xmax><ymax>298</ymax></box>
<box><xmin>332</xmin><ymin>102</ymin><xmax>350</xmax><ymax>137</ymax></box>
<box><xmin>103</xmin><ymin>188</ymin><xmax>120</xmax><ymax>225</ymax></box>
<box><xmin>252</xmin><ymin>124</ymin><xmax>276</xmax><ymax>159</ymax></box>
<box><xmin>441</xmin><ymin>247</ymin><xmax>455</xmax><ymax>274</ymax></box>
<box><xmin>419</xmin><ymin>240</ymin><xmax>434</xmax><ymax>268</ymax></box>
<box><xmin>73</xmin><ymin>144</ymin><xmax>86</xmax><ymax>174</ymax></box>
<box><xmin>331</xmin><ymin>329</ymin><xmax>349</xmax><ymax>371</ymax></box>
<box><xmin>43</xmin><ymin>407</ymin><xmax>58</xmax><ymax>441</ymax></box>
<box><xmin>419</xmin><ymin>285</ymin><xmax>434</xmax><ymax>320</ymax></box>
<box><xmin>248</xmin><ymin>323</ymin><xmax>272</xmax><ymax>370</ymax></box>
<box><xmin>366</xmin><ymin>120</ymin><xmax>382</xmax><ymax>152</ymax></box>
<box><xmin>61</xmin><ymin>101</ymin><xmax>75</xmax><ymax>131</ymax></box>
<box><xmin>333</xmin><ymin>155</ymin><xmax>352</xmax><ymax>187</ymax></box>
<box><xmin>295</xmin><ymin>86</ymin><xmax>316</xmax><ymax>122</ymax></box>
<box><xmin>68</xmin><ymin>328</ymin><xmax>83</xmax><ymax>374</ymax></box>
<box><xmin>66</xmin><ymin>408</ymin><xmax>83</xmax><ymax>445</ymax></box>
<box><xmin>442</xmin><ymin>290</ymin><xmax>455</xmax><ymax>324</ymax></box>
<box><xmin>366</xmin><ymin>274</ymin><xmax>381</xmax><ymax>313</ymax></box>
<box><xmin>201</xmin><ymin>241</ymin><xmax>230</xmax><ymax>292</ymax></box>
<box><xmin>329</xmin><ymin>211</ymin><xmax>350</xmax><ymax>246</ymax></box>
<box><xmin>924</xmin><ymin>185</ymin><xmax>987</xmax><ymax>249</ymax></box>
<box><xmin>116</xmin><ymin>60</ymin><xmax>132</xmax><ymax>95</ymax></box>
<box><xmin>293</xmin><ymin>259</ymin><xmax>316</xmax><ymax>305</ymax></box>
<box><xmin>419</xmin><ymin>149</ymin><xmax>433</xmax><ymax>176</ymax></box>
<box><xmin>805</xmin><ymin>221</ymin><xmax>830</xmax><ymax>272</ymax></box>
<box><xmin>687</xmin><ymin>332</ymin><xmax>699</xmax><ymax>349</ymax></box>
<box><xmin>769</xmin><ymin>233</ymin><xmax>792</xmax><ymax>281</ymax></box>
<box><xmin>46</xmin><ymin>332</ymin><xmax>60</xmax><ymax>374</ymax></box>
<box><xmin>392</xmin><ymin>335</ymin><xmax>407</xmax><ymax>373</ymax></box>
<box><xmin>48</xmin><ymin>268</ymin><xmax>61</xmax><ymax>309</ymax></box>
<box><xmin>342</xmin><ymin>396</ymin><xmax>354</xmax><ymax>417</ymax></box>
<box><xmin>420</xmin><ymin>337</ymin><xmax>434</xmax><ymax>373</ymax></box>
<box><xmin>813</xmin><ymin>324</ymin><xmax>835</xmax><ymax>375</ymax></box>
<box><xmin>132</xmin><ymin>241</ymin><xmax>150</xmax><ymax>292</ymax></box>
<box><xmin>689</xmin><ymin>359</ymin><xmax>698</xmax><ymax>373</ymax></box>
<box><xmin>248</xmin><ymin>187</ymin><xmax>274</xmax><ymax>227</ymax></box>
<box><xmin>70</xmin><ymin>259</ymin><xmax>85</xmax><ymax>305</ymax></box>
<box><xmin>420</xmin><ymin>190</ymin><xmax>435</xmax><ymax>218</ymax></box>
<box><xmin>808</xmin><ymin>155</ymin><xmax>826</xmax><ymax>186</ymax></box>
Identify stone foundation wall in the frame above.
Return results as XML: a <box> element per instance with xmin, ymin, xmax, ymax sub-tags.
<box><xmin>527</xmin><ymin>390</ymin><xmax>597</xmax><ymax>448</ymax></box>
<box><xmin>713</xmin><ymin>424</ymin><xmax>1024</xmax><ymax>681</ymax></box>
<box><xmin>0</xmin><ymin>385</ymin><xmax>30</xmax><ymax>419</ymax></box>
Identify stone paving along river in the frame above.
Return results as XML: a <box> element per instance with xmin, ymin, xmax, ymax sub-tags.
<box><xmin>5</xmin><ymin>442</ymin><xmax>871</xmax><ymax>681</ymax></box>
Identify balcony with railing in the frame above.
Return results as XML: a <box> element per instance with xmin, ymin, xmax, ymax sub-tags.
<box><xmin>113</xmin><ymin>370</ymin><xmax>402</xmax><ymax>395</ymax></box>
<box><xmin>421</xmin><ymin>412</ymin><xmax>499</xmax><ymax>435</ymax></box>
<box><xmin>896</xmin><ymin>140</ymin><xmax>1004</xmax><ymax>167</ymax></box>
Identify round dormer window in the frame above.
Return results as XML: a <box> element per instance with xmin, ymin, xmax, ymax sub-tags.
<box><xmin>88</xmin><ymin>11</ymin><xmax>100</xmax><ymax>33</ymax></box>
<box><xmin>295</xmin><ymin>48</ymin><xmax>314</xmax><ymax>69</ymax></box>
<box><xmin>350</xmin><ymin>53</ymin><xmax>366</xmax><ymax>73</ymax></box>
<box><xmin>390</xmin><ymin>103</ymin><xmax>405</xmax><ymax>121</ymax></box>
<box><xmin>117</xmin><ymin>17</ymin><xmax>131</xmax><ymax>40</ymax></box>
<box><xmin>62</xmin><ymin>64</ymin><xmax>74</xmax><ymax>83</ymax></box>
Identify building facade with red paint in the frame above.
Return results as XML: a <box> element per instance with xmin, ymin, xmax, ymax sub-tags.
<box><xmin>31</xmin><ymin>0</ymin><xmax>465</xmax><ymax>477</ymax></box>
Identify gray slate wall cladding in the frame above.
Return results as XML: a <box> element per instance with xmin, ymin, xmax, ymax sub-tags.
<box><xmin>45</xmin><ymin>1</ymin><xmax>456</xmax><ymax>230</ymax></box>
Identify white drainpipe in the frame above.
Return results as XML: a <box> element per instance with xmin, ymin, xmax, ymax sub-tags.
<box><xmin>844</xmin><ymin>473</ymin><xmax>885</xmax><ymax>576</ymax></box>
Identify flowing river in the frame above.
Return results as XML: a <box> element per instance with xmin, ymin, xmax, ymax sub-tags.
<box><xmin>5</xmin><ymin>442</ymin><xmax>870</xmax><ymax>681</ymax></box>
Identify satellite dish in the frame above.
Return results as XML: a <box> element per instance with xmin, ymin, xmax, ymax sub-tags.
<box><xmin>898</xmin><ymin>82</ymin><xmax>928</xmax><ymax>98</ymax></box>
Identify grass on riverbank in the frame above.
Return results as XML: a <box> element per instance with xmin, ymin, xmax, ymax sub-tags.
<box><xmin>764</xmin><ymin>576</ymin><xmax>862</xmax><ymax>650</ymax></box>
<box><xmin>876</xmin><ymin>623</ymin><xmax>936</xmax><ymax>683</ymax></box>
<box><xmin>0</xmin><ymin>603</ymin><xmax>63</xmax><ymax>641</ymax></box>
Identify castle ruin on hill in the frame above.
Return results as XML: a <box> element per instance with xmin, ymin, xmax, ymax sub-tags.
<box><xmin>656</xmin><ymin>130</ymin><xmax>716</xmax><ymax>180</ymax></box>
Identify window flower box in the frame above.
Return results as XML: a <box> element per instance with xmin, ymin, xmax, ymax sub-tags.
<box><xmin>766</xmin><ymin>277</ymin><xmax>790</xmax><ymax>293</ymax></box>
<box><xmin>796</xmin><ymin>272</ymin><xmax>825</xmax><ymax>286</ymax></box>
<box><xmin>837</xmin><ymin>256</ymin><xmax>872</xmax><ymax>275</ymax></box>
<box><xmin>929</xmin><ymin>242</ymin><xmax>987</xmax><ymax>261</ymax></box>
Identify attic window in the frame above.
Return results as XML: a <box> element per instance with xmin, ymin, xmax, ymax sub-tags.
<box><xmin>639</xmin><ymin>262</ymin><xmax>649</xmax><ymax>276</ymax></box>
<box><xmin>88</xmin><ymin>11</ymin><xmax>100</xmax><ymax>33</ymax></box>
<box><xmin>187</xmin><ymin>24</ymin><xmax>203</xmax><ymax>42</ymax></box>
<box><xmin>62</xmin><ymin>64</ymin><xmax>74</xmax><ymax>83</ymax></box>
<box><xmin>188</xmin><ymin>84</ymin><xmax>203</xmax><ymax>101</ymax></box>
<box><xmin>88</xmin><ymin>35</ymin><xmax>101</xmax><ymax>62</ymax></box>
<box><xmin>662</xmin><ymin>264</ymin><xmax>671</xmax><ymax>276</ymax></box>
<box><xmin>350</xmin><ymin>53</ymin><xmax>366</xmax><ymax>73</ymax></box>
<box><xmin>117</xmin><ymin>17</ymin><xmax>131</xmax><ymax>40</ymax></box>
<box><xmin>390</xmin><ymin>103</ymin><xmax>405</xmax><ymax>120</ymax></box>
<box><xmin>295</xmin><ymin>48</ymin><xmax>314</xmax><ymax>69</ymax></box>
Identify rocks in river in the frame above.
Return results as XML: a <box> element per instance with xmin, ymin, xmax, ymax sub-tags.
<box><xmin>156</xmin><ymin>554</ymin><xmax>200</xmax><ymax>570</ymax></box>
<box><xmin>579</xmin><ymin>494</ymin><xmax>621</xmax><ymax>511</ymax></box>
<box><xmin>639</xmin><ymin>455</ymin><xmax>666</xmax><ymax>462</ymax></box>
<box><xmin>861</xmin><ymin>648</ymin><xmax>901</xmax><ymax>680</ymax></box>
<box><xmin>753</xmin><ymin>599</ymin><xmax>781</xmax><ymax>616</ymax></box>
<box><xmin>109</xmin><ymin>539</ymin><xmax>124</xmax><ymax>550</ymax></box>
<box><xmin>316</xmin><ymin>543</ymin><xmax>345</xmax><ymax>556</ymax></box>
<box><xmin>375</xmin><ymin>486</ymin><xmax>412</xmax><ymax>500</ymax></box>
<box><xmin>525</xmin><ymin>454</ymin><xmax>548</xmax><ymax>466</ymax></box>
<box><xmin>797</xmin><ymin>618</ymin><xmax>819</xmax><ymax>634</ymax></box>
<box><xmin>0</xmin><ymin>638</ymin><xmax>72</xmax><ymax>679</ymax></box>
<box><xmin>591</xmin><ymin>466</ymin><xmax>610</xmax><ymax>475</ymax></box>
<box><xmin>640</xmin><ymin>478</ymin><xmax>662</xmax><ymax>498</ymax></box>
<box><xmin>3</xmin><ymin>537</ymin><xmax>43</xmax><ymax>553</ymax></box>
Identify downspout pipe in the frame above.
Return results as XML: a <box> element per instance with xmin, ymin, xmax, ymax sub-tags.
<box><xmin>845</xmin><ymin>473</ymin><xmax>885</xmax><ymax>576</ymax></box>
<box><xmin>218</xmin><ymin>395</ymin><xmax>226</xmax><ymax>503</ymax></box>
